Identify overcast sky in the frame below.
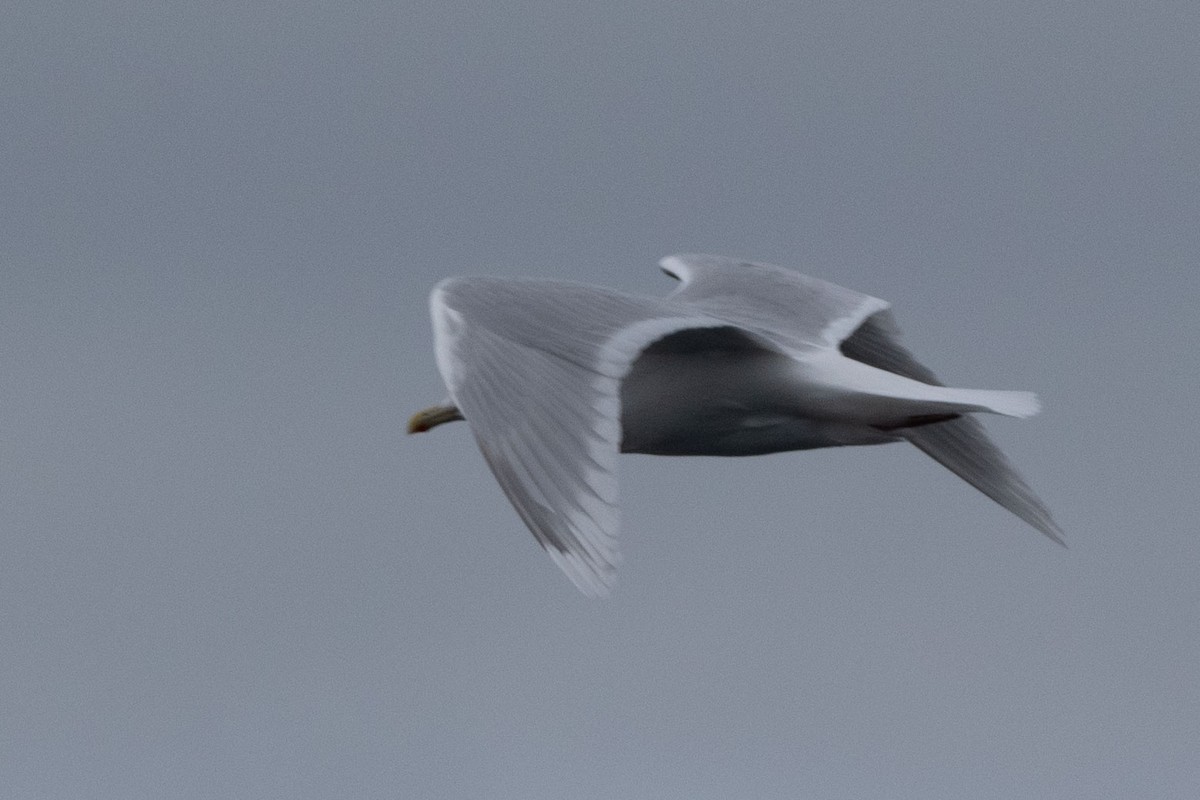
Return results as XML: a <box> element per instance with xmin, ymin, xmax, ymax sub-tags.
<box><xmin>3</xmin><ymin>2</ymin><xmax>1198</xmax><ymax>798</ymax></box>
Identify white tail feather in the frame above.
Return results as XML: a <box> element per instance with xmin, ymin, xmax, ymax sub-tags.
<box><xmin>974</xmin><ymin>390</ymin><xmax>1041</xmax><ymax>419</ymax></box>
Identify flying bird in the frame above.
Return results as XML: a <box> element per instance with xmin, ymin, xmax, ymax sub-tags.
<box><xmin>409</xmin><ymin>254</ymin><xmax>1063</xmax><ymax>594</ymax></box>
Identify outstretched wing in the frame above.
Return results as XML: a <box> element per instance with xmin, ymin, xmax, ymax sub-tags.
<box><xmin>659</xmin><ymin>254</ymin><xmax>890</xmax><ymax>352</ymax></box>
<box><xmin>431</xmin><ymin>276</ymin><xmax>725</xmax><ymax>594</ymax></box>
<box><xmin>840</xmin><ymin>310</ymin><xmax>1065</xmax><ymax>544</ymax></box>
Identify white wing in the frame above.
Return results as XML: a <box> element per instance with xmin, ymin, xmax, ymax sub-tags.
<box><xmin>659</xmin><ymin>254</ymin><xmax>890</xmax><ymax>352</ymax></box>
<box><xmin>431</xmin><ymin>276</ymin><xmax>726</xmax><ymax>594</ymax></box>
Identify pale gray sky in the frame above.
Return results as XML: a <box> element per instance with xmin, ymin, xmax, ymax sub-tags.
<box><xmin>3</xmin><ymin>2</ymin><xmax>1198</xmax><ymax>798</ymax></box>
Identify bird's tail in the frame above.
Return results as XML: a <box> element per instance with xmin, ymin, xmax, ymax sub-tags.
<box><xmin>956</xmin><ymin>389</ymin><xmax>1041</xmax><ymax>419</ymax></box>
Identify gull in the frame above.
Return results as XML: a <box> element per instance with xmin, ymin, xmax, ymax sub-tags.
<box><xmin>409</xmin><ymin>254</ymin><xmax>1063</xmax><ymax>595</ymax></box>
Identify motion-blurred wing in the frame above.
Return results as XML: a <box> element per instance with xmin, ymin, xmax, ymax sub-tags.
<box><xmin>431</xmin><ymin>276</ymin><xmax>725</xmax><ymax>594</ymax></box>
<box><xmin>840</xmin><ymin>310</ymin><xmax>1065</xmax><ymax>544</ymax></box>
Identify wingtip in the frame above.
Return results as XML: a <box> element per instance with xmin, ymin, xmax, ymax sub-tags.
<box><xmin>1038</xmin><ymin>521</ymin><xmax>1068</xmax><ymax>549</ymax></box>
<box><xmin>658</xmin><ymin>255</ymin><xmax>688</xmax><ymax>281</ymax></box>
<box><xmin>549</xmin><ymin>551</ymin><xmax>618</xmax><ymax>597</ymax></box>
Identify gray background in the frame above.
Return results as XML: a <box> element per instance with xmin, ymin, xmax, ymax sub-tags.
<box><xmin>3</xmin><ymin>2</ymin><xmax>1197</xmax><ymax>798</ymax></box>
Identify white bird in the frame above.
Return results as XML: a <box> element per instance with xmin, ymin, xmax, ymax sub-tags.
<box><xmin>409</xmin><ymin>254</ymin><xmax>1063</xmax><ymax>595</ymax></box>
